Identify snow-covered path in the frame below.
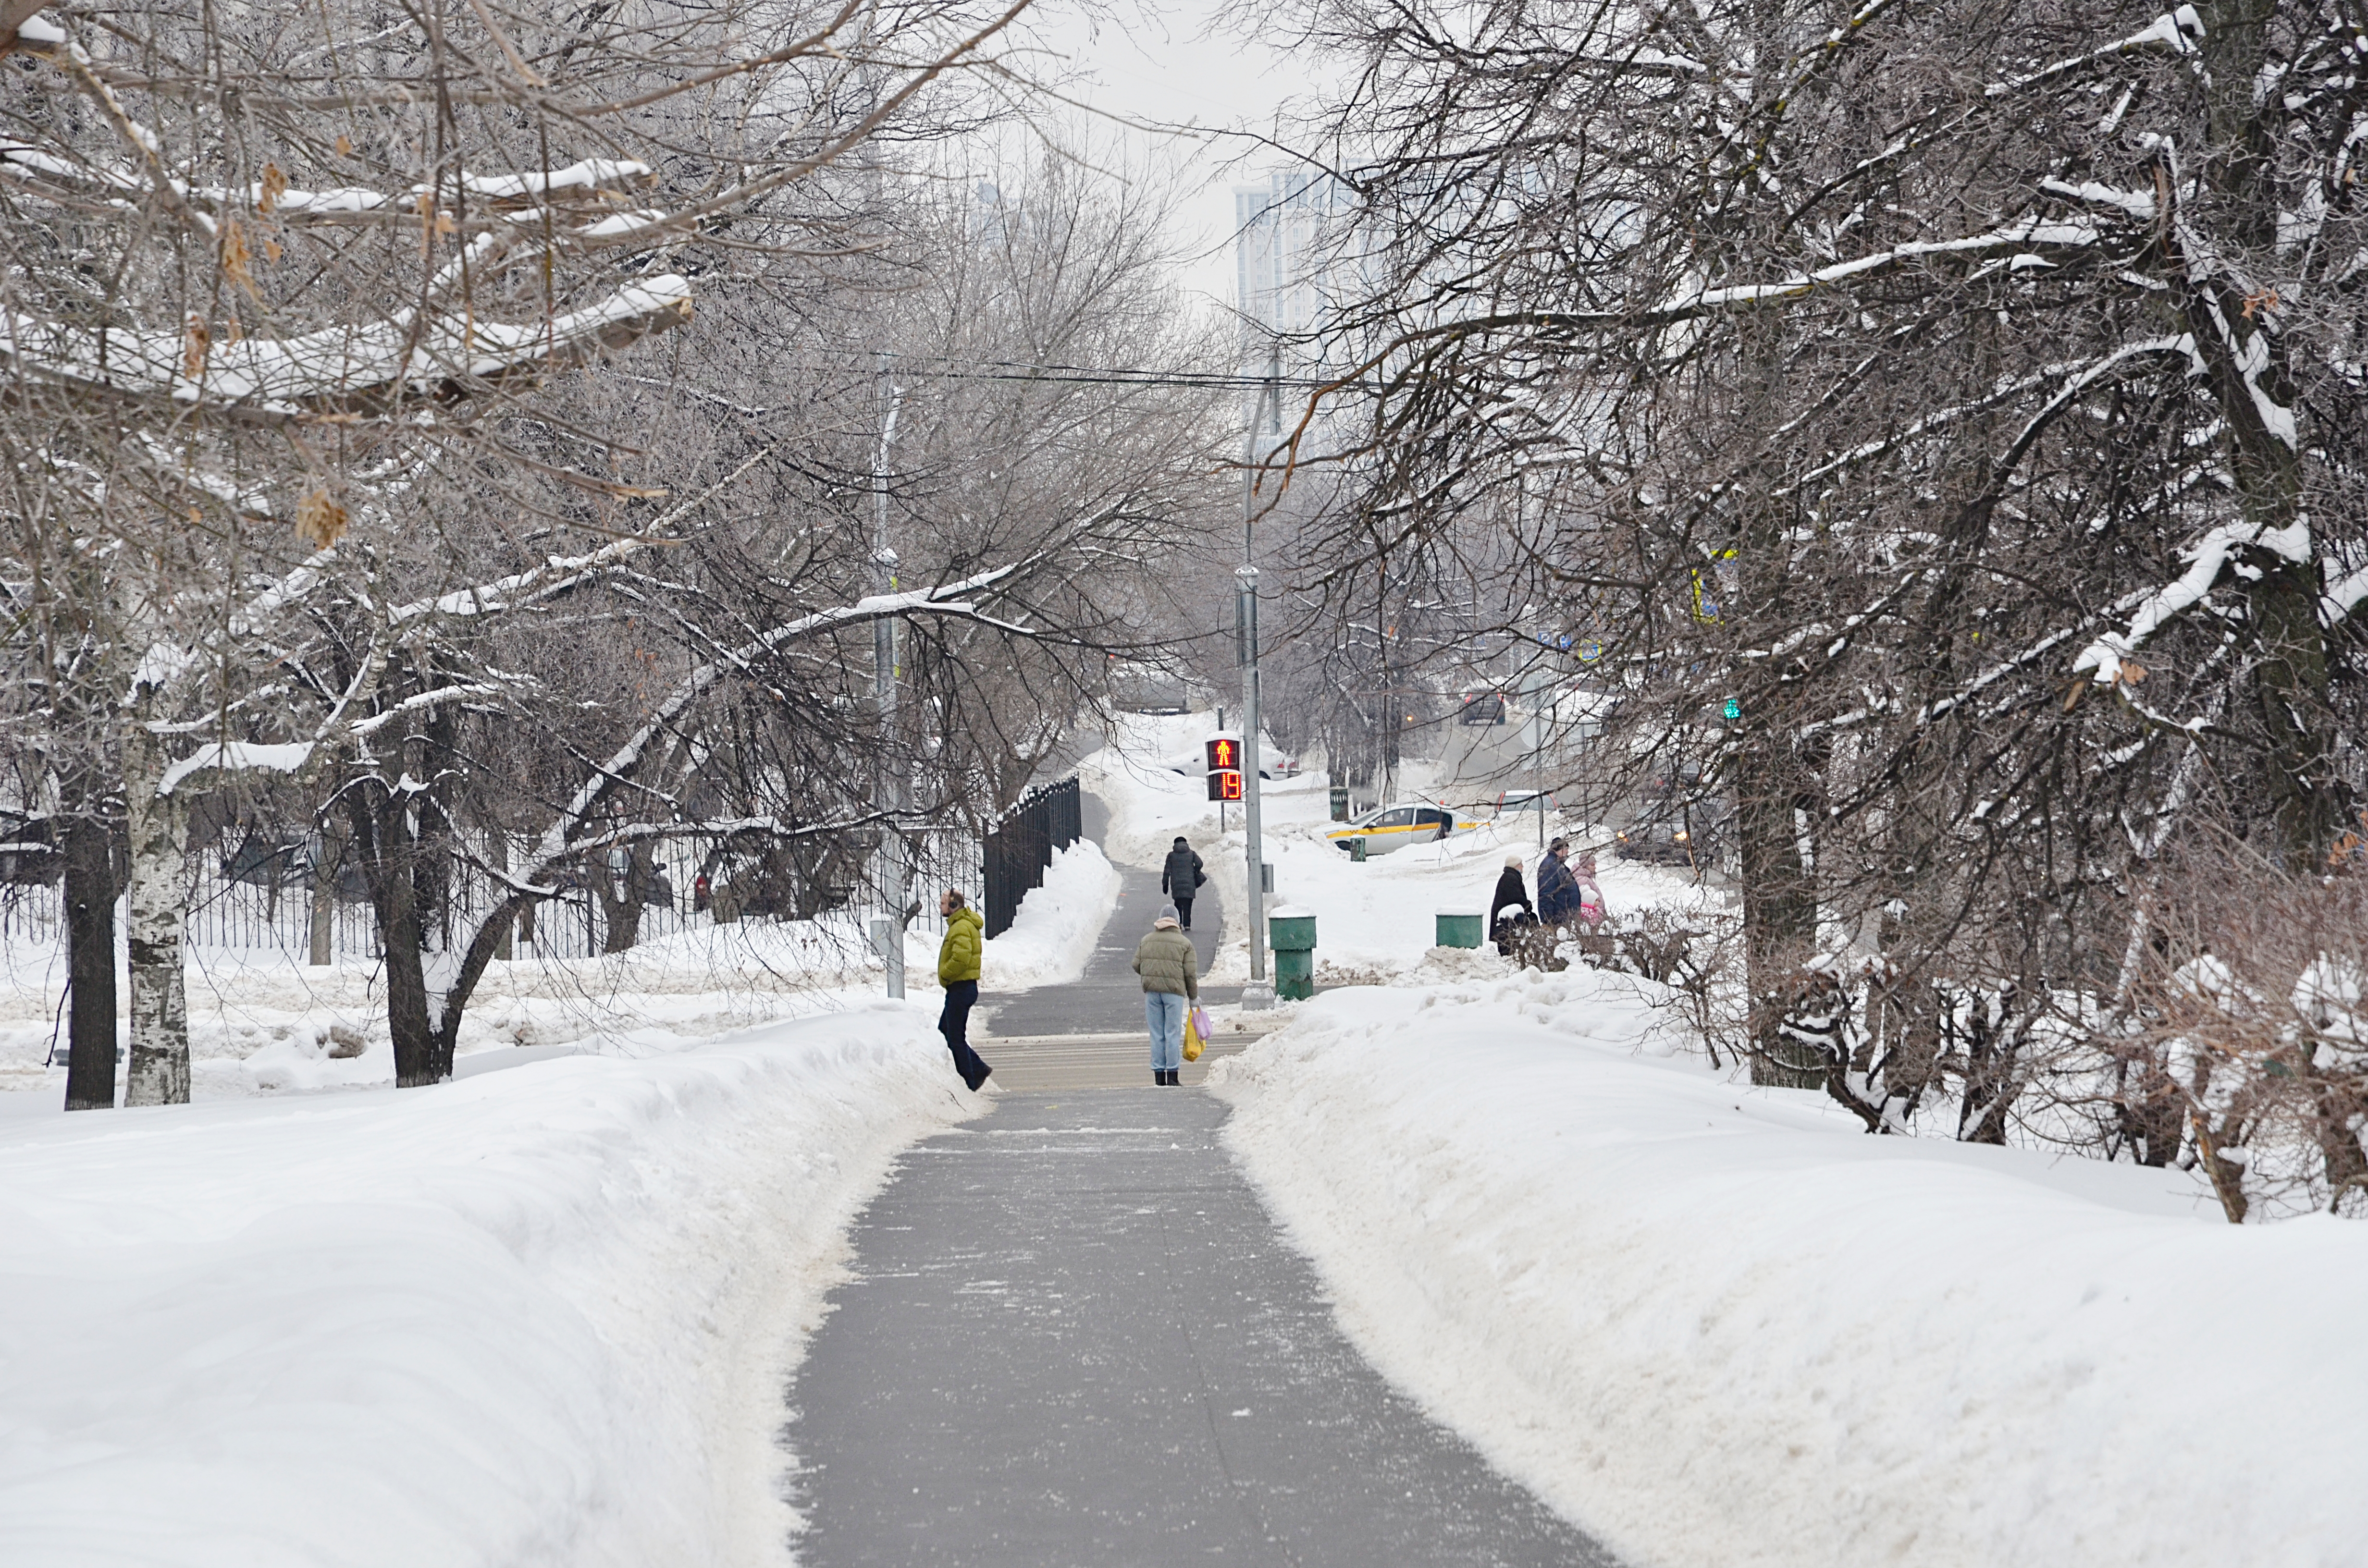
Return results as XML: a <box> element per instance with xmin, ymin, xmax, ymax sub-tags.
<box><xmin>788</xmin><ymin>1087</ymin><xmax>1614</xmax><ymax>1566</ymax></box>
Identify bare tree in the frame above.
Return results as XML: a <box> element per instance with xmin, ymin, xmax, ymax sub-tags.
<box><xmin>1250</xmin><ymin>0</ymin><xmax>2364</xmax><ymax>1162</ymax></box>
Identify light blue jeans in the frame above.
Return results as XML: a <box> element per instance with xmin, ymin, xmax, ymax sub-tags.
<box><xmin>1145</xmin><ymin>991</ymin><xmax>1187</xmax><ymax>1072</ymax></box>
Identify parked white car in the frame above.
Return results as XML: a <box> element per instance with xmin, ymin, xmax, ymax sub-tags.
<box><xmin>1324</xmin><ymin>803</ymin><xmax>1460</xmax><ymax>856</ymax></box>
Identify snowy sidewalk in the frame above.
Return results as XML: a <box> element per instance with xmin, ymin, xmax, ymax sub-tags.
<box><xmin>1209</xmin><ymin>974</ymin><xmax>2368</xmax><ymax>1568</ymax></box>
<box><xmin>0</xmin><ymin>1007</ymin><xmax>977</xmax><ymax>1568</ymax></box>
<box><xmin>788</xmin><ymin>1088</ymin><xmax>1612</xmax><ymax>1566</ymax></box>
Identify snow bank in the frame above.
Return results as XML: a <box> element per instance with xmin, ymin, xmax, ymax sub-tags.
<box><xmin>1209</xmin><ymin>973</ymin><xmax>2367</xmax><ymax>1568</ymax></box>
<box><xmin>0</xmin><ymin>1005</ymin><xmax>979</xmax><ymax>1567</ymax></box>
<box><xmin>980</xmin><ymin>839</ymin><xmax>1121</xmax><ymax>991</ymax></box>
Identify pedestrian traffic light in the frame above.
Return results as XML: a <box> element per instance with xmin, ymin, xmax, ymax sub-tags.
<box><xmin>1205</xmin><ymin>736</ymin><xmax>1239</xmax><ymax>773</ymax></box>
<box><xmin>1207</xmin><ymin>770</ymin><xmax>1243</xmax><ymax>802</ymax></box>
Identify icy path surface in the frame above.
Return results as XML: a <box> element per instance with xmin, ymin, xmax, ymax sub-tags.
<box><xmin>789</xmin><ymin>1088</ymin><xmax>1614</xmax><ymax>1566</ymax></box>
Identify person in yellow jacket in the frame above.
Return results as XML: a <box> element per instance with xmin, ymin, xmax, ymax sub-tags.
<box><xmin>936</xmin><ymin>890</ymin><xmax>992</xmax><ymax>1091</ymax></box>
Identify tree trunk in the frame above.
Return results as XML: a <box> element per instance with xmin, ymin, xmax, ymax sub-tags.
<box><xmin>358</xmin><ymin>786</ymin><xmax>447</xmax><ymax>1088</ymax></box>
<box><xmin>309</xmin><ymin>815</ymin><xmax>344</xmax><ymax>966</ymax></box>
<box><xmin>60</xmin><ymin>808</ymin><xmax>119</xmax><ymax>1111</ymax></box>
<box><xmin>488</xmin><ymin>828</ymin><xmax>515</xmax><ymax>961</ymax></box>
<box><xmin>2177</xmin><ymin>0</ymin><xmax>2339</xmax><ymax>870</ymax></box>
<box><xmin>1739</xmin><ymin>744</ymin><xmax>1818</xmax><ymax>1086</ymax></box>
<box><xmin>2113</xmin><ymin>1051</ymin><xmax>2187</xmax><ymax>1167</ymax></box>
<box><xmin>122</xmin><ymin>717</ymin><xmax>191</xmax><ymax>1106</ymax></box>
<box><xmin>1955</xmin><ymin>987</ymin><xmax>2025</xmax><ymax>1144</ymax></box>
<box><xmin>2191</xmin><ymin>1110</ymin><xmax>2251</xmax><ymax>1225</ymax></box>
<box><xmin>595</xmin><ymin>843</ymin><xmax>648</xmax><ymax>954</ymax></box>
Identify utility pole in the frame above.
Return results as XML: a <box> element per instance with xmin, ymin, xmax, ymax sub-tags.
<box><xmin>874</xmin><ymin>355</ymin><xmax>907</xmax><ymax>999</ymax></box>
<box><xmin>1238</xmin><ymin>345</ymin><xmax>1280</xmax><ymax>1009</ymax></box>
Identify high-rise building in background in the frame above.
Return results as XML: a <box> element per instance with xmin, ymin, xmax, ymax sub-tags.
<box><xmin>1233</xmin><ymin>170</ymin><xmax>1344</xmax><ymax>342</ymax></box>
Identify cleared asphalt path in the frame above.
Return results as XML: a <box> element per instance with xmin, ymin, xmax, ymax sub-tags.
<box><xmin>788</xmin><ymin>1089</ymin><xmax>1617</xmax><ymax>1566</ymax></box>
<box><xmin>980</xmin><ymin>794</ymin><xmax>1236</xmax><ymax>1039</ymax></box>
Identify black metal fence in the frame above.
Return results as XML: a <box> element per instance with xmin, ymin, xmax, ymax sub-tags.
<box><xmin>982</xmin><ymin>777</ymin><xmax>1081</xmax><ymax>938</ymax></box>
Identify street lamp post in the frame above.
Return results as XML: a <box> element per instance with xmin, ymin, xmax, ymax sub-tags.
<box><xmin>873</xmin><ymin>356</ymin><xmax>907</xmax><ymax>1000</ymax></box>
<box><xmin>1237</xmin><ymin>344</ymin><xmax>1280</xmax><ymax>1010</ymax></box>
<box><xmin>875</xmin><ymin>545</ymin><xmax>905</xmax><ymax>1000</ymax></box>
<box><xmin>1238</xmin><ymin>564</ymin><xmax>1272</xmax><ymax>1008</ymax></box>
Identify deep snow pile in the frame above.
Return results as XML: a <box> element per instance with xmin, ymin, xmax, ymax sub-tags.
<box><xmin>977</xmin><ymin>839</ymin><xmax>1120</xmax><ymax>990</ymax></box>
<box><xmin>0</xmin><ymin>1007</ymin><xmax>978</xmax><ymax>1568</ymax></box>
<box><xmin>1208</xmin><ymin>973</ymin><xmax>2365</xmax><ymax>1568</ymax></box>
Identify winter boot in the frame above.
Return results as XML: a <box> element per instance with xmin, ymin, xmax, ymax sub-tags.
<box><xmin>1153</xmin><ymin>1068</ymin><xmax>1166</xmax><ymax>1086</ymax></box>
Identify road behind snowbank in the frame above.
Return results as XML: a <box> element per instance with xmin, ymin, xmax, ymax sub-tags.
<box><xmin>0</xmin><ymin>1005</ymin><xmax>978</xmax><ymax>1568</ymax></box>
<box><xmin>1207</xmin><ymin>973</ymin><xmax>2368</xmax><ymax>1568</ymax></box>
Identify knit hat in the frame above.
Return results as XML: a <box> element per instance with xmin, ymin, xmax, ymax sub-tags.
<box><xmin>1173</xmin><ymin>836</ymin><xmax>1189</xmax><ymax>847</ymax></box>
<box><xmin>1155</xmin><ymin>905</ymin><xmax>1180</xmax><ymax>928</ymax></box>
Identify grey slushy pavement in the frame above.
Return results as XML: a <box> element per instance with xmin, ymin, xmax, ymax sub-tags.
<box><xmin>787</xmin><ymin>1088</ymin><xmax>1619</xmax><ymax>1567</ymax></box>
<box><xmin>982</xmin><ymin>793</ymin><xmax>1237</xmax><ymax>1037</ymax></box>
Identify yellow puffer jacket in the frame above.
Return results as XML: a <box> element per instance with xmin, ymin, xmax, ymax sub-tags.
<box><xmin>938</xmin><ymin>906</ymin><xmax>983</xmax><ymax>985</ymax></box>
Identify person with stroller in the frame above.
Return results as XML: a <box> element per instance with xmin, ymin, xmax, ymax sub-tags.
<box><xmin>1489</xmin><ymin>854</ymin><xmax>1536</xmax><ymax>957</ymax></box>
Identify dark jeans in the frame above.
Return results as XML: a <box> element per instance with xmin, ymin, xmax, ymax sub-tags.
<box><xmin>1174</xmin><ymin>894</ymin><xmax>1195</xmax><ymax>931</ymax></box>
<box><xmin>937</xmin><ymin>980</ymin><xmax>991</xmax><ymax>1091</ymax></box>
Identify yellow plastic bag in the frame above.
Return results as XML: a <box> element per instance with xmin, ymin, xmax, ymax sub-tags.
<box><xmin>1183</xmin><ymin>1006</ymin><xmax>1206</xmax><ymax>1063</ymax></box>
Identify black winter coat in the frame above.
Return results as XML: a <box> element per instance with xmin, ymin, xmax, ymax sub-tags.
<box><xmin>1490</xmin><ymin>867</ymin><xmax>1533</xmax><ymax>923</ymax></box>
<box><xmin>1162</xmin><ymin>846</ymin><xmax>1206</xmax><ymax>897</ymax></box>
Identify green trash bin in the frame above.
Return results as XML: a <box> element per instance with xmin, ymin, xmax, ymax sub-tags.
<box><xmin>1348</xmin><ymin>836</ymin><xmax>1367</xmax><ymax>863</ymax></box>
<box><xmin>1267</xmin><ymin>907</ymin><xmax>1317</xmax><ymax>1001</ymax></box>
<box><xmin>1435</xmin><ymin>909</ymin><xmax>1484</xmax><ymax>949</ymax></box>
<box><xmin>1329</xmin><ymin>785</ymin><xmax>1351</xmax><ymax>821</ymax></box>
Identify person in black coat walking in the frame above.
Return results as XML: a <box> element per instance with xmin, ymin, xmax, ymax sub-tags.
<box><xmin>1161</xmin><ymin>836</ymin><xmax>1207</xmax><ymax>932</ymax></box>
<box><xmin>1489</xmin><ymin>854</ymin><xmax>1535</xmax><ymax>956</ymax></box>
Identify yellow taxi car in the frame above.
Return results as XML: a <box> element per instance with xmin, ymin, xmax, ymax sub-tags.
<box><xmin>1325</xmin><ymin>803</ymin><xmax>1468</xmax><ymax>856</ymax></box>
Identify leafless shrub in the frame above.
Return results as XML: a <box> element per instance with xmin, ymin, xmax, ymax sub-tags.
<box><xmin>1579</xmin><ymin>905</ymin><xmax>1747</xmax><ymax>1068</ymax></box>
<box><xmin>2109</xmin><ymin>828</ymin><xmax>2368</xmax><ymax>1222</ymax></box>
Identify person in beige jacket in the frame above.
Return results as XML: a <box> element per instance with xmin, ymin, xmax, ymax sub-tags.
<box><xmin>1130</xmin><ymin>905</ymin><xmax>1199</xmax><ymax>1087</ymax></box>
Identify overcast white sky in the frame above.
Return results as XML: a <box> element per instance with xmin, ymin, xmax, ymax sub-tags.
<box><xmin>999</xmin><ymin>0</ymin><xmax>1326</xmax><ymax>312</ymax></box>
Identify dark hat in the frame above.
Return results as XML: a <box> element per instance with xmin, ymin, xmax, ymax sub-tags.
<box><xmin>1173</xmin><ymin>836</ymin><xmax>1189</xmax><ymax>846</ymax></box>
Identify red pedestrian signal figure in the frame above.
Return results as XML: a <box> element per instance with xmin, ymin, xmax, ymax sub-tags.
<box><xmin>1205</xmin><ymin>737</ymin><xmax>1238</xmax><ymax>773</ymax></box>
<box><xmin>1207</xmin><ymin>770</ymin><xmax>1243</xmax><ymax>802</ymax></box>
